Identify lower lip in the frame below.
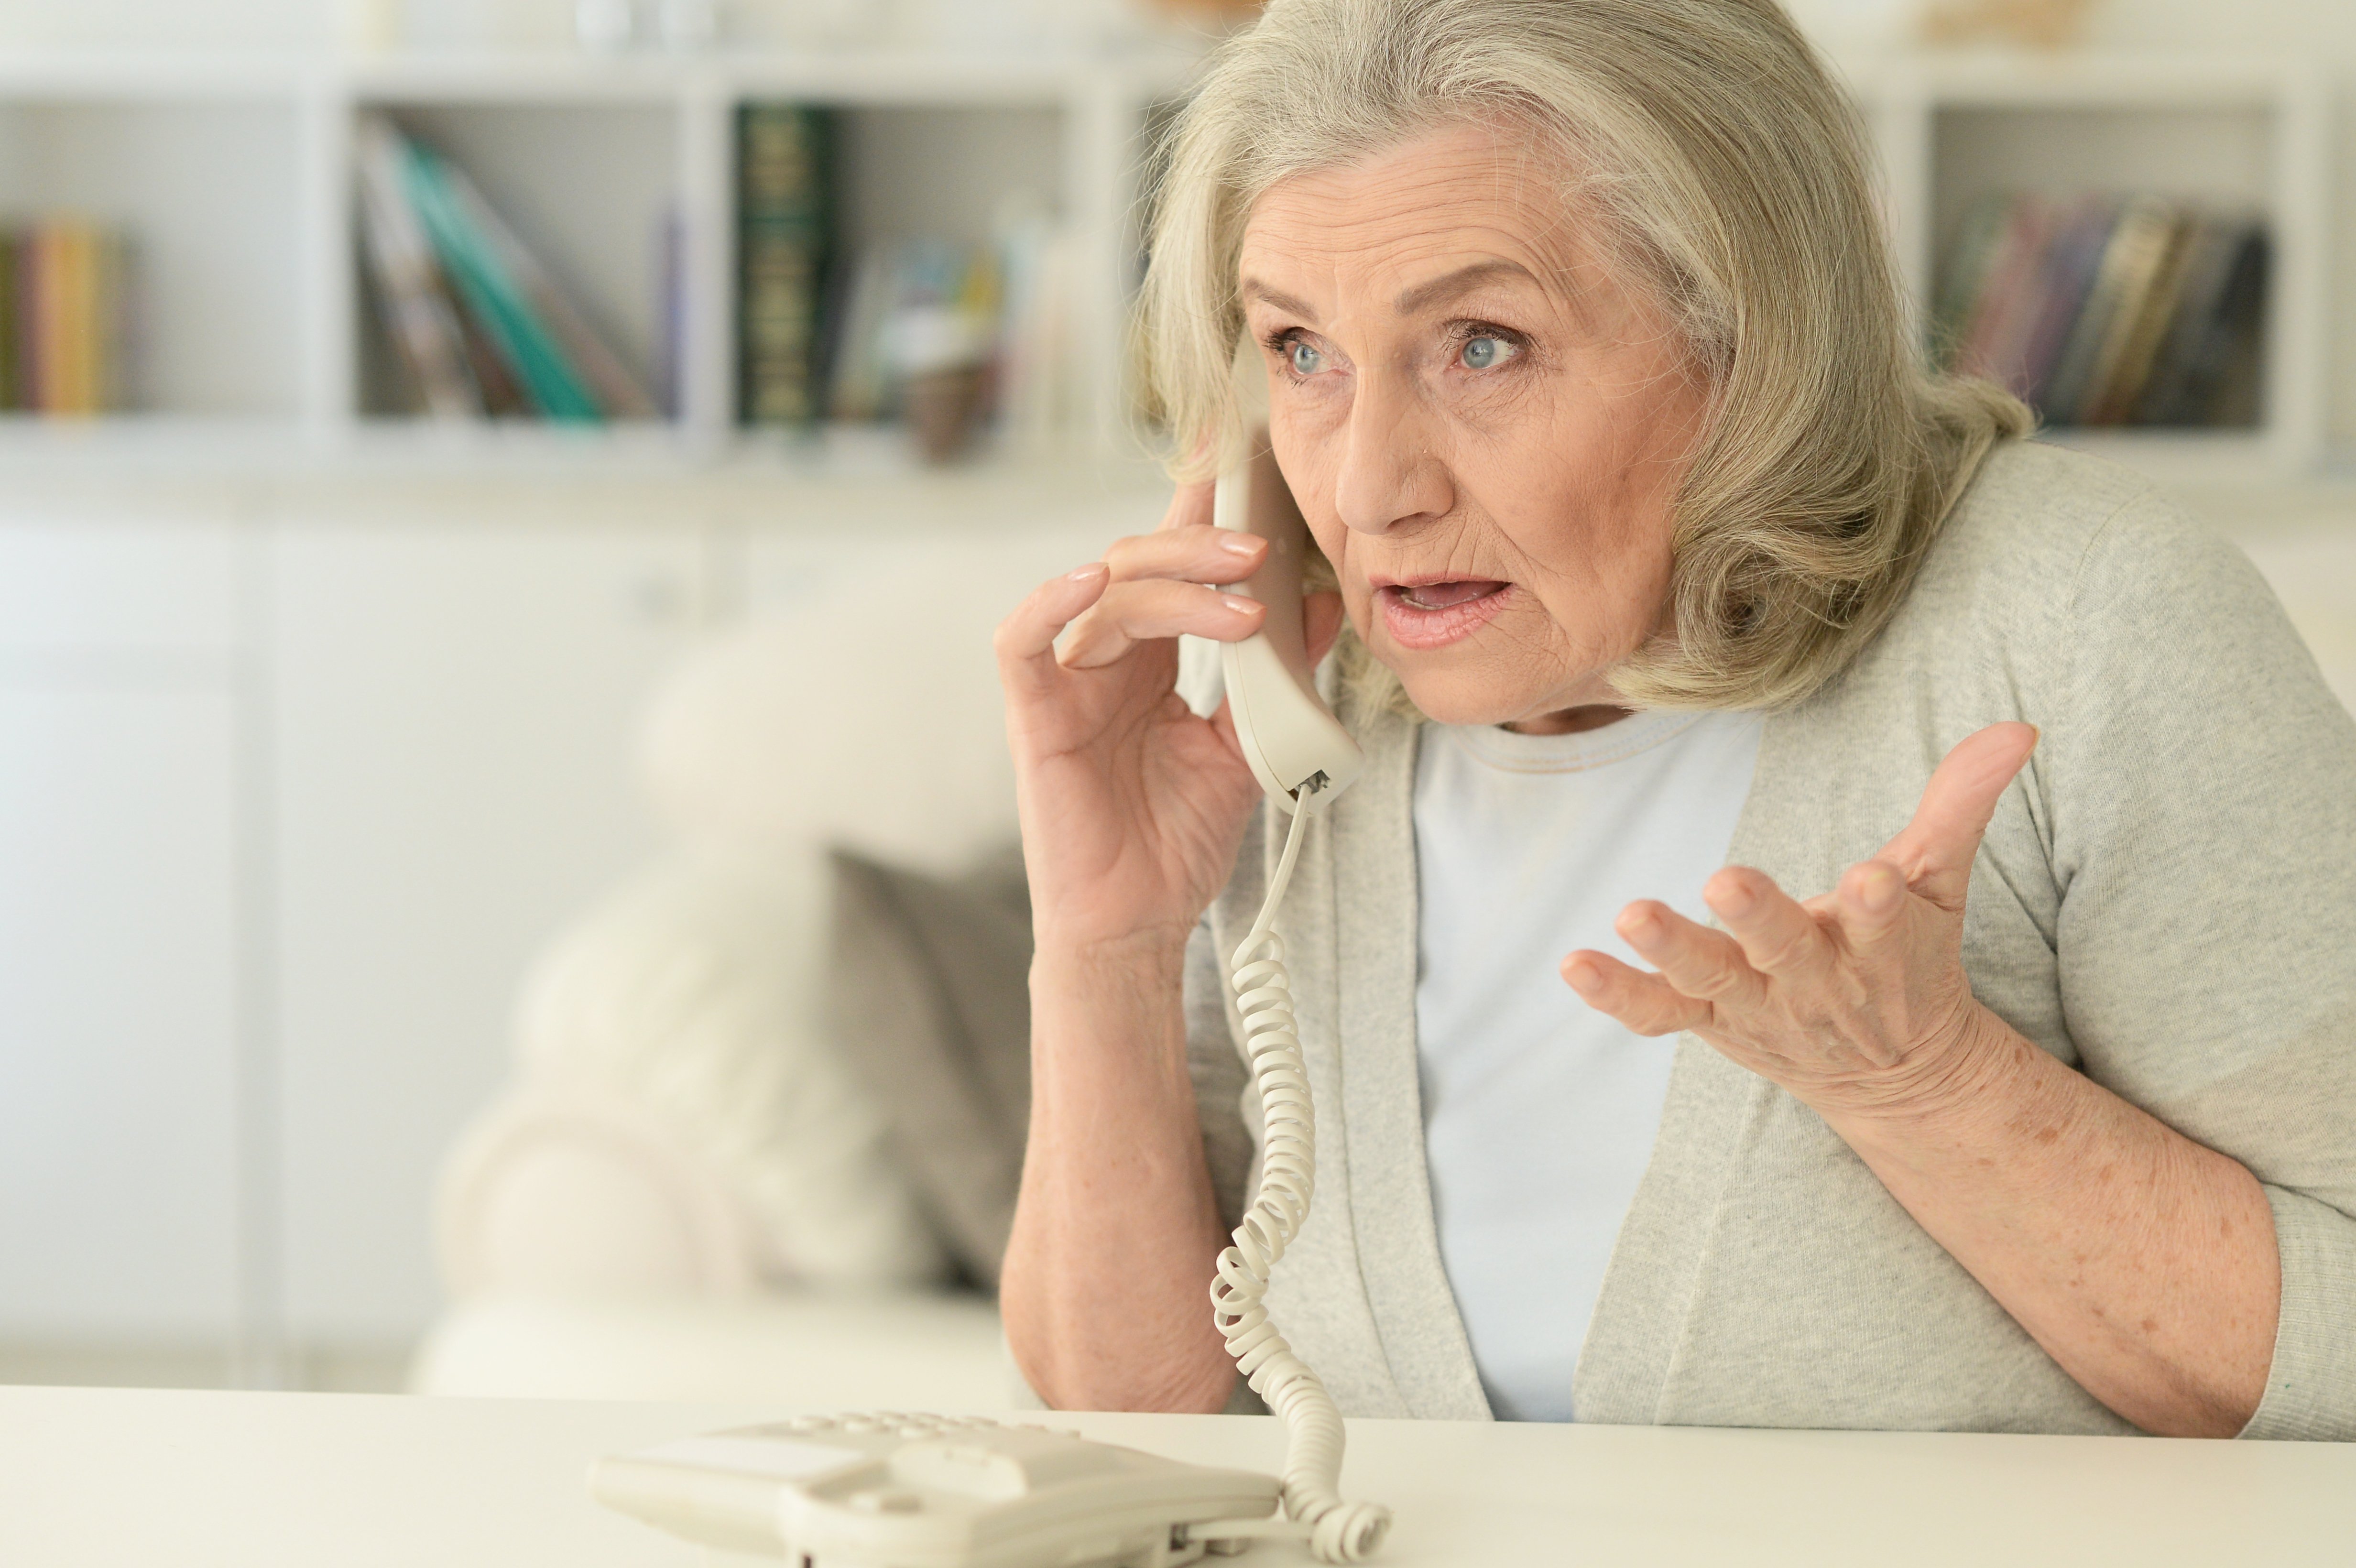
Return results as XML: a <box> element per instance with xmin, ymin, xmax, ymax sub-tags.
<box><xmin>1376</xmin><ymin>583</ymin><xmax>1513</xmax><ymax>650</ymax></box>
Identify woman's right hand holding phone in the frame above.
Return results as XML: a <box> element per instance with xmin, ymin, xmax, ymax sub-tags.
<box><xmin>995</xmin><ymin>480</ymin><xmax>1280</xmax><ymax>964</ymax></box>
<box><xmin>997</xmin><ymin>479</ymin><xmax>1341</xmax><ymax>1413</ymax></box>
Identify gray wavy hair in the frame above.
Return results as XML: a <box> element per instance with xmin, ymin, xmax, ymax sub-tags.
<box><xmin>1137</xmin><ymin>0</ymin><xmax>2029</xmax><ymax>712</ymax></box>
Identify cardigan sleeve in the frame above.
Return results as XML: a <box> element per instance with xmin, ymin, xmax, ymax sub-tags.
<box><xmin>2045</xmin><ymin>494</ymin><xmax>2356</xmax><ymax>1440</ymax></box>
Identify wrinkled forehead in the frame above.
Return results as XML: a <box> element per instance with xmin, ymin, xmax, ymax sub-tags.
<box><xmin>1234</xmin><ymin>120</ymin><xmax>1602</xmax><ymax>322</ymax></box>
<box><xmin>1235</xmin><ymin>120</ymin><xmax>1595</xmax><ymax>310</ymax></box>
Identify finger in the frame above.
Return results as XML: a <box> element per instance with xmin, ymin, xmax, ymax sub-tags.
<box><xmin>1877</xmin><ymin>722</ymin><xmax>2038</xmax><ymax>910</ymax></box>
<box><xmin>1156</xmin><ymin>479</ymin><xmax>1215</xmax><ymax>532</ymax></box>
<box><xmin>1832</xmin><ymin>858</ymin><xmax>1910</xmax><ymax>952</ymax></box>
<box><xmin>1058</xmin><ymin>579</ymin><xmax>1264</xmax><ymax>669</ymax></box>
<box><xmin>995</xmin><ymin>563</ymin><xmax>1111</xmax><ymax>695</ymax></box>
<box><xmin>1614</xmin><ymin>900</ymin><xmax>1766</xmax><ymax>1011</ymax></box>
<box><xmin>1303</xmin><ymin>589</ymin><xmax>1346</xmax><ymax>667</ymax></box>
<box><xmin>1103</xmin><ymin>523</ymin><xmax>1267</xmax><ymax>587</ymax></box>
<box><xmin>1562</xmin><ymin>950</ymin><xmax>1712</xmax><ymax>1036</ymax></box>
<box><xmin>1703</xmin><ymin>866</ymin><xmax>1833</xmax><ymax>982</ymax></box>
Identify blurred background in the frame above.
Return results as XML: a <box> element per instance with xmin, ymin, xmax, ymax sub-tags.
<box><xmin>0</xmin><ymin>0</ymin><xmax>2350</xmax><ymax>1406</ymax></box>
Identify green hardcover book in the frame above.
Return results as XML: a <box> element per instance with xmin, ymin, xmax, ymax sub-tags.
<box><xmin>738</xmin><ymin>104</ymin><xmax>835</xmax><ymax>427</ymax></box>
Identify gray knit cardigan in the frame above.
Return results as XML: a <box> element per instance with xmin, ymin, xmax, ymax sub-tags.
<box><xmin>1184</xmin><ymin>440</ymin><xmax>2356</xmax><ymax>1439</ymax></box>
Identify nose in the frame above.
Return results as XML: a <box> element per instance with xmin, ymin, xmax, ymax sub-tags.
<box><xmin>1331</xmin><ymin>367</ymin><xmax>1451</xmax><ymax>536</ymax></box>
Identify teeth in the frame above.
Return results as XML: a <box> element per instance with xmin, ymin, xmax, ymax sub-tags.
<box><xmin>1398</xmin><ymin>581</ymin><xmax>1501</xmax><ymax>610</ymax></box>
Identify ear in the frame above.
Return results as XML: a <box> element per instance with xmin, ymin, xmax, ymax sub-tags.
<box><xmin>1304</xmin><ymin>590</ymin><xmax>1347</xmax><ymax>668</ymax></box>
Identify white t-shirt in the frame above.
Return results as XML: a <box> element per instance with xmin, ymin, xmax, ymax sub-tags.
<box><xmin>1412</xmin><ymin>709</ymin><xmax>1764</xmax><ymax>1421</ymax></box>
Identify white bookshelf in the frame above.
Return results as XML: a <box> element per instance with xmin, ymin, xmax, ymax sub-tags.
<box><xmin>0</xmin><ymin>48</ymin><xmax>2333</xmax><ymax>479</ymax></box>
<box><xmin>1847</xmin><ymin>53</ymin><xmax>2332</xmax><ymax>480</ymax></box>
<box><xmin>0</xmin><ymin>47</ymin><xmax>1200</xmax><ymax>466</ymax></box>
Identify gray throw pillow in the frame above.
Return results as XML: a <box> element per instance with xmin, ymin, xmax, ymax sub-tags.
<box><xmin>823</xmin><ymin>844</ymin><xmax>1031</xmax><ymax>1288</ymax></box>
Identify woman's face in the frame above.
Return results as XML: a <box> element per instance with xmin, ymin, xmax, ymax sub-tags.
<box><xmin>1239</xmin><ymin>120</ymin><xmax>1710</xmax><ymax>729</ymax></box>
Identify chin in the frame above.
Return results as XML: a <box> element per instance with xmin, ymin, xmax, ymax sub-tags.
<box><xmin>1386</xmin><ymin>660</ymin><xmax>1553</xmax><ymax>728</ymax></box>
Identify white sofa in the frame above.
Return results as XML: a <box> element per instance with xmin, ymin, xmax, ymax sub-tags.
<box><xmin>412</xmin><ymin>489</ymin><xmax>2356</xmax><ymax>1407</ymax></box>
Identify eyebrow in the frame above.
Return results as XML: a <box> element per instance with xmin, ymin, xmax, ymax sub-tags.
<box><xmin>1239</xmin><ymin>278</ymin><xmax>1320</xmax><ymax>321</ymax></box>
<box><xmin>1391</xmin><ymin>258</ymin><xmax>1540</xmax><ymax>315</ymax></box>
<box><xmin>1239</xmin><ymin>258</ymin><xmax>1541</xmax><ymax>325</ymax></box>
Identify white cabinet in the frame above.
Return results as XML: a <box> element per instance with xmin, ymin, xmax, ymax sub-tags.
<box><xmin>0</xmin><ymin>469</ymin><xmax>1163</xmax><ymax>1363</ymax></box>
<box><xmin>269</xmin><ymin>516</ymin><xmax>709</xmax><ymax>1340</ymax></box>
<box><xmin>0</xmin><ymin>519</ymin><xmax>242</xmax><ymax>1342</ymax></box>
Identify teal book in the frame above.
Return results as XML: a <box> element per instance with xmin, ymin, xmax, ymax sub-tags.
<box><xmin>399</xmin><ymin>135</ymin><xmax>602</xmax><ymax>423</ymax></box>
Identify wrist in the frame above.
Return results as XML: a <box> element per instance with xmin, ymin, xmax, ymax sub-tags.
<box><xmin>1030</xmin><ymin>926</ymin><xmax>1193</xmax><ymax>990</ymax></box>
<box><xmin>1815</xmin><ymin>1003</ymin><xmax>2042</xmax><ymax>1156</ymax></box>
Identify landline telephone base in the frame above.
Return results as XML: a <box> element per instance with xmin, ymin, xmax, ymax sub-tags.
<box><xmin>591</xmin><ymin>1410</ymin><xmax>1295</xmax><ymax>1568</ymax></box>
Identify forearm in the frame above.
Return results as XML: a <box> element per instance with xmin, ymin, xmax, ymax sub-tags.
<box><xmin>1000</xmin><ymin>938</ymin><xmax>1237</xmax><ymax>1414</ymax></box>
<box><xmin>1826</xmin><ymin>1011</ymin><xmax>2280</xmax><ymax>1437</ymax></box>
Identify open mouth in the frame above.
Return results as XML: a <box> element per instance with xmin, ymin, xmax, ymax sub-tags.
<box><xmin>1374</xmin><ymin>579</ymin><xmax>1513</xmax><ymax>650</ymax></box>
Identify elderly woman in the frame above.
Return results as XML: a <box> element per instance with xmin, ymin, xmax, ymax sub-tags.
<box><xmin>994</xmin><ymin>0</ymin><xmax>2356</xmax><ymax>1441</ymax></box>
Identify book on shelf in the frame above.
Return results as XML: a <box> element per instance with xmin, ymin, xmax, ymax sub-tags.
<box><xmin>0</xmin><ymin>218</ymin><xmax>138</xmax><ymax>417</ymax></box>
<box><xmin>355</xmin><ymin>118</ymin><xmax>480</xmax><ymax>419</ymax></box>
<box><xmin>734</xmin><ymin>101</ymin><xmax>1076</xmax><ymax>454</ymax></box>
<box><xmin>355</xmin><ymin>112</ymin><xmax>656</xmax><ymax>425</ymax></box>
<box><xmin>738</xmin><ymin>103</ymin><xmax>834</xmax><ymax>427</ymax></box>
<box><xmin>1934</xmin><ymin>193</ymin><xmax>2269</xmax><ymax>431</ymax></box>
<box><xmin>819</xmin><ymin>230</ymin><xmax>1076</xmax><ymax>444</ymax></box>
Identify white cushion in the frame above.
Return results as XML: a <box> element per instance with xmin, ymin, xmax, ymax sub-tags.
<box><xmin>495</xmin><ymin>857</ymin><xmax>950</xmax><ymax>1292</ymax></box>
<box><xmin>438</xmin><ymin>1080</ymin><xmax>766</xmax><ymax>1298</ymax></box>
<box><xmin>636</xmin><ymin>576</ymin><xmax>1020</xmax><ymax>874</ymax></box>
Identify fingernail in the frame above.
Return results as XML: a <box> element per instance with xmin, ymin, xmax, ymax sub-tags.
<box><xmin>1222</xmin><ymin>594</ymin><xmax>1260</xmax><ymax>614</ymax></box>
<box><xmin>1067</xmin><ymin>563</ymin><xmax>1107</xmax><ymax>582</ymax></box>
<box><xmin>1564</xmin><ymin>958</ymin><xmax>1599</xmax><ymax>992</ymax></box>
<box><xmin>1712</xmin><ymin>878</ymin><xmax>1754</xmax><ymax>918</ymax></box>
<box><xmin>1217</xmin><ymin>533</ymin><xmax>1263</xmax><ymax>555</ymax></box>
<box><xmin>1620</xmin><ymin>908</ymin><xmax>1659</xmax><ymax>942</ymax></box>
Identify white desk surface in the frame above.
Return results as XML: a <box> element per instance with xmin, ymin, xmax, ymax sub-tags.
<box><xmin>2</xmin><ymin>1385</ymin><xmax>2351</xmax><ymax>1567</ymax></box>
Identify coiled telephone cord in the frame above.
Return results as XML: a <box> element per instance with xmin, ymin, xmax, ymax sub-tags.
<box><xmin>1210</xmin><ymin>784</ymin><xmax>1393</xmax><ymax>1563</ymax></box>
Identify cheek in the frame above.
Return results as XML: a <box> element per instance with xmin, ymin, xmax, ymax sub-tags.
<box><xmin>1479</xmin><ymin>472</ymin><xmax>1677</xmax><ymax>661</ymax></box>
<box><xmin>1269</xmin><ymin>400</ymin><xmax>1341</xmax><ymax>494</ymax></box>
<box><xmin>1496</xmin><ymin>380</ymin><xmax>1691</xmax><ymax>585</ymax></box>
<box><xmin>1271</xmin><ymin>417</ymin><xmax>1353</xmax><ymax>575</ymax></box>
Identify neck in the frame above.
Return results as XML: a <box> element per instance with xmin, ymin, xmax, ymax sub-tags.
<box><xmin>1503</xmin><ymin>703</ymin><xmax>1634</xmax><ymax>737</ymax></box>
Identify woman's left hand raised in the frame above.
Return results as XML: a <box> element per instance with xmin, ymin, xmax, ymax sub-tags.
<box><xmin>1562</xmin><ymin>722</ymin><xmax>2039</xmax><ymax>1119</ymax></box>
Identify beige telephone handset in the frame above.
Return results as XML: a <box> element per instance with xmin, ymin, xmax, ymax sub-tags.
<box><xmin>591</xmin><ymin>435</ymin><xmax>1391</xmax><ymax>1568</ymax></box>
<box><xmin>1212</xmin><ymin>434</ymin><xmax>1365</xmax><ymax>808</ymax></box>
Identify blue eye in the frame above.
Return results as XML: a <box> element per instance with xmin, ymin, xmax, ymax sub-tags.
<box><xmin>1288</xmin><ymin>339</ymin><xmax>1325</xmax><ymax>377</ymax></box>
<box><xmin>1461</xmin><ymin>335</ymin><xmax>1511</xmax><ymax>370</ymax></box>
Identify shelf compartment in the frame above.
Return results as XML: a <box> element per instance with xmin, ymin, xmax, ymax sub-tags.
<box><xmin>349</xmin><ymin>97</ymin><xmax>682</xmax><ymax>425</ymax></box>
<box><xmin>0</xmin><ymin>97</ymin><xmax>306</xmax><ymax>418</ymax></box>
